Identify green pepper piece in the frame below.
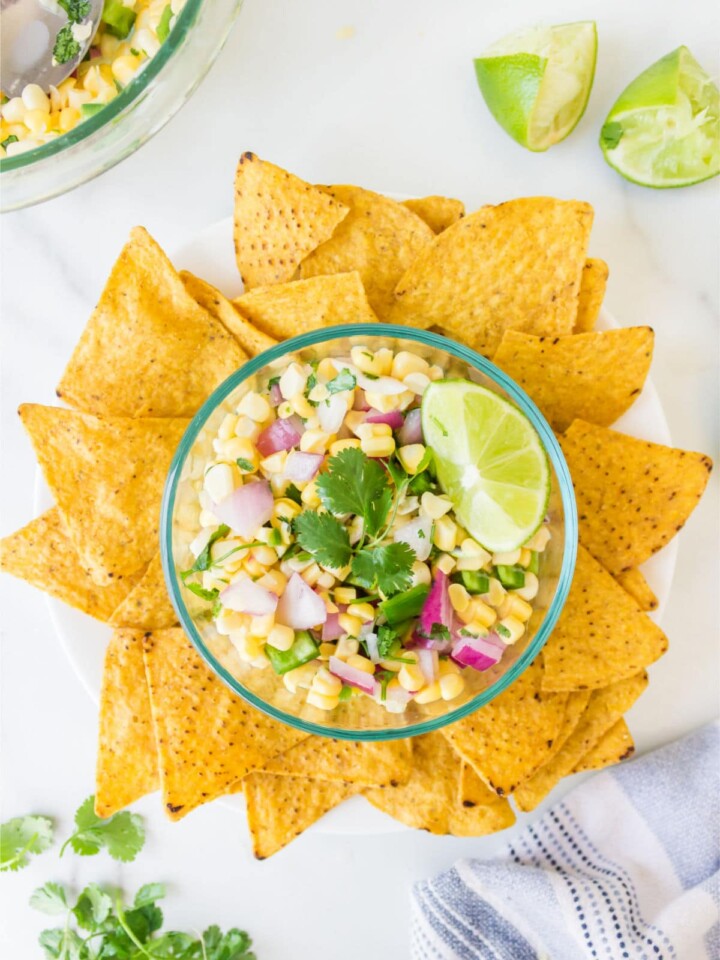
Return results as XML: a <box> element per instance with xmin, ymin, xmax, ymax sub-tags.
<box><xmin>156</xmin><ymin>3</ymin><xmax>172</xmax><ymax>42</ymax></box>
<box><xmin>379</xmin><ymin>584</ymin><xmax>430</xmax><ymax>625</ymax></box>
<box><xmin>265</xmin><ymin>630</ymin><xmax>319</xmax><ymax>675</ymax></box>
<box><xmin>267</xmin><ymin>527</ymin><xmax>282</xmax><ymax>547</ymax></box>
<box><xmin>453</xmin><ymin>570</ymin><xmax>490</xmax><ymax>595</ymax></box>
<box><xmin>495</xmin><ymin>565</ymin><xmax>526</xmax><ymax>589</ymax></box>
<box><xmin>527</xmin><ymin>551</ymin><xmax>540</xmax><ymax>575</ymax></box>
<box><xmin>81</xmin><ymin>103</ymin><xmax>105</xmax><ymax>118</ymax></box>
<box><xmin>408</xmin><ymin>471</ymin><xmax>434</xmax><ymax>495</ymax></box>
<box><xmin>101</xmin><ymin>0</ymin><xmax>137</xmax><ymax>38</ymax></box>
<box><xmin>338</xmin><ymin>684</ymin><xmax>352</xmax><ymax>702</ymax></box>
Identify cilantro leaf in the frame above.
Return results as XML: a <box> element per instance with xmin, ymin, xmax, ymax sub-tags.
<box><xmin>60</xmin><ymin>796</ymin><xmax>145</xmax><ymax>863</ymax></box>
<box><xmin>58</xmin><ymin>0</ymin><xmax>90</xmax><ymax>21</ymax></box>
<box><xmin>39</xmin><ymin>926</ymin><xmax>84</xmax><ymax>959</ymax></box>
<box><xmin>186</xmin><ymin>524</ymin><xmax>230</xmax><ymax>574</ymax></box>
<box><xmin>385</xmin><ymin>455</ymin><xmax>408</xmax><ymax>490</ymax></box>
<box><xmin>351</xmin><ymin>542</ymin><xmax>415</xmax><ymax>595</ymax></box>
<box><xmin>0</xmin><ymin>815</ymin><xmax>53</xmax><ymax>872</ymax></box>
<box><xmin>376</xmin><ymin>624</ymin><xmax>400</xmax><ymax>658</ymax></box>
<box><xmin>418</xmin><ymin>622</ymin><xmax>451</xmax><ymax>642</ymax></box>
<box><xmin>294</xmin><ymin>511</ymin><xmax>352</xmax><ymax>569</ymax></box>
<box><xmin>284</xmin><ymin>482</ymin><xmax>303</xmax><ymax>505</ymax></box>
<box><xmin>496</xmin><ymin>623</ymin><xmax>511</xmax><ymax>639</ymax></box>
<box><xmin>1</xmin><ymin>134</ymin><xmax>18</xmax><ymax>150</ymax></box>
<box><xmin>184</xmin><ymin>582</ymin><xmax>219</xmax><ymax>602</ymax></box>
<box><xmin>316</xmin><ymin>447</ymin><xmax>392</xmax><ymax>538</ymax></box>
<box><xmin>236</xmin><ymin>457</ymin><xmax>254</xmax><ymax>472</ymax></box>
<box><xmin>134</xmin><ymin>882</ymin><xmax>166</xmax><ymax>907</ymax></box>
<box><xmin>326</xmin><ymin>368</ymin><xmax>356</xmax><ymax>394</ymax></box>
<box><xmin>53</xmin><ymin>25</ymin><xmax>80</xmax><ymax>64</ymax></box>
<box><xmin>202</xmin><ymin>924</ymin><xmax>255</xmax><ymax>960</ymax></box>
<box><xmin>73</xmin><ymin>883</ymin><xmax>113</xmax><ymax>930</ymax></box>
<box><xmin>30</xmin><ymin>883</ymin><xmax>68</xmax><ymax>916</ymax></box>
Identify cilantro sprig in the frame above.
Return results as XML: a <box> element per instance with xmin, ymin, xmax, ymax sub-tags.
<box><xmin>0</xmin><ymin>815</ymin><xmax>53</xmax><ymax>872</ymax></box>
<box><xmin>315</xmin><ymin>447</ymin><xmax>392</xmax><ymax>539</ymax></box>
<box><xmin>60</xmin><ymin>796</ymin><xmax>145</xmax><ymax>863</ymax></box>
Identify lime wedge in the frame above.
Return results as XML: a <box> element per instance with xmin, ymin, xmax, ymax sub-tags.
<box><xmin>421</xmin><ymin>380</ymin><xmax>550</xmax><ymax>553</ymax></box>
<box><xmin>473</xmin><ymin>21</ymin><xmax>597</xmax><ymax>152</ymax></box>
<box><xmin>600</xmin><ymin>46</ymin><xmax>719</xmax><ymax>188</ymax></box>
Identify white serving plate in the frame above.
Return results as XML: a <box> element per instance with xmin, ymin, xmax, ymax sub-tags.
<box><xmin>36</xmin><ymin>214</ymin><xmax>677</xmax><ymax>836</ymax></box>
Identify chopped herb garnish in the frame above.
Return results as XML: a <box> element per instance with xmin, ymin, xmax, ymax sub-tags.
<box><xmin>1</xmin><ymin>135</ymin><xmax>18</xmax><ymax>150</ymax></box>
<box><xmin>53</xmin><ymin>25</ymin><xmax>81</xmax><ymax>65</ymax></box>
<box><xmin>184</xmin><ymin>524</ymin><xmax>229</xmax><ymax>574</ymax></box>
<box><xmin>236</xmin><ymin>457</ymin><xmax>255</xmax><ymax>472</ymax></box>
<box><xmin>326</xmin><ymin>368</ymin><xmax>356</xmax><ymax>395</ymax></box>
<box><xmin>417</xmin><ymin>528</ymin><xmax>425</xmax><ymax>539</ymax></box>
<box><xmin>351</xmin><ymin>543</ymin><xmax>415</xmax><ymax>596</ymax></box>
<box><xmin>0</xmin><ymin>815</ymin><xmax>53</xmax><ymax>872</ymax></box>
<box><xmin>184</xmin><ymin>582</ymin><xmax>220</xmax><ymax>602</ymax></box>
<box><xmin>156</xmin><ymin>2</ymin><xmax>173</xmax><ymax>42</ymax></box>
<box><xmin>376</xmin><ymin>670</ymin><xmax>394</xmax><ymax>701</ymax></box>
<box><xmin>60</xmin><ymin>796</ymin><xmax>144</xmax><ymax>863</ymax></box>
<box><xmin>316</xmin><ymin>447</ymin><xmax>392</xmax><ymax>538</ymax></box>
<box><xmin>294</xmin><ymin>510</ymin><xmax>352</xmax><ymax>569</ymax></box>
<box><xmin>285</xmin><ymin>482</ymin><xmax>303</xmax><ymax>505</ymax></box>
<box><xmin>58</xmin><ymin>0</ymin><xmax>90</xmax><ymax>21</ymax></box>
<box><xmin>418</xmin><ymin>622</ymin><xmax>451</xmax><ymax>643</ymax></box>
<box><xmin>130</xmin><ymin>47</ymin><xmax>140</xmax><ymax>56</ymax></box>
<box><xmin>496</xmin><ymin>623</ymin><xmax>512</xmax><ymax>639</ymax></box>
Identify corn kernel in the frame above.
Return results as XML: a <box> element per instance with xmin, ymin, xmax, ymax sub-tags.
<box><xmin>277</xmin><ymin>400</ymin><xmax>294</xmax><ymax>419</ymax></box>
<box><xmin>329</xmin><ymin>438</ymin><xmax>361</xmax><ymax>455</ymax></box>
<box><xmin>252</xmin><ymin>545</ymin><xmax>277</xmax><ymax>567</ymax></box>
<box><xmin>449</xmin><ymin>583</ymin><xmax>470</xmax><ymax>613</ymax></box>
<box><xmin>348</xmin><ymin>515</ymin><xmax>364</xmax><ymax>544</ymax></box>
<box><xmin>434</xmin><ymin>553</ymin><xmax>456</xmax><ymax>576</ymax></box>
<box><xmin>216</xmin><ymin>609</ymin><xmax>246</xmax><ymax>636</ymax></box>
<box><xmin>397</xmin><ymin>443</ymin><xmax>426</xmax><ymax>474</ymax></box>
<box><xmin>420</xmin><ymin>492</ymin><xmax>453</xmax><ymax>520</ymax></box>
<box><xmin>492</xmin><ymin>548</ymin><xmax>522</xmax><ymax>566</ymax></box>
<box><xmin>433</xmin><ymin>515</ymin><xmax>458</xmax><ymax>552</ymax></box>
<box><xmin>238</xmin><ymin>391</ymin><xmax>271</xmax><ymax>423</ymax></box>
<box><xmin>231</xmin><ymin>632</ymin><xmax>263</xmax><ymax>662</ymax></box>
<box><xmin>317</xmin><ymin>357</ymin><xmax>338</xmax><ymax>381</ymax></box>
<box><xmin>260</xmin><ymin>451</ymin><xmax>288</xmax><ymax>474</ymax></box>
<box><xmin>391</xmin><ymin>351</ymin><xmax>429</xmax><ymax>380</ymax></box>
<box><xmin>498</xmin><ymin>616</ymin><xmax>525</xmax><ymax>644</ymax></box>
<box><xmin>279</xmin><ymin>362</ymin><xmax>307</xmax><ymax>400</ymax></box>
<box><xmin>472</xmin><ymin>598</ymin><xmax>497</xmax><ymax>629</ymax></box>
<box><xmin>301</xmin><ymin>562</ymin><xmax>322</xmax><ymax>587</ymax></box>
<box><xmin>364</xmin><ymin>391</ymin><xmax>402</xmax><ymax>413</ymax></box>
<box><xmin>272</xmin><ymin>498</ymin><xmax>302</xmax><ymax>522</ymax></box>
<box><xmin>398</xmin><ymin>663</ymin><xmax>425</xmax><ymax>691</ymax></box>
<box><xmin>351</xmin><ymin>602</ymin><xmax>375</xmax><ymax>622</ymax></box>
<box><xmin>312</xmin><ymin>666</ymin><xmax>343</xmax><ymax>696</ymax></box>
<box><xmin>334</xmin><ymin>587</ymin><xmax>357</xmax><ymax>604</ymax></box>
<box><xmin>283</xmin><ymin>660</ymin><xmax>318</xmax><ymax>693</ymax></box>
<box><xmin>59</xmin><ymin>107</ymin><xmax>81</xmax><ymax>131</ymax></box>
<box><xmin>440</xmin><ymin>673</ymin><xmax>465</xmax><ymax>701</ymax></box>
<box><xmin>411</xmin><ymin>561</ymin><xmax>432</xmax><ymax>586</ymax></box>
<box><xmin>336</xmin><ymin>636</ymin><xmax>360</xmax><ymax>658</ymax></box>
<box><xmin>319</xmin><ymin>642</ymin><xmax>336</xmax><ymax>660</ymax></box>
<box><xmin>291</xmin><ymin>394</ymin><xmax>316</xmax><ymax>419</ymax></box>
<box><xmin>498</xmin><ymin>595</ymin><xmax>533</xmax><ymax>622</ymax></box>
<box><xmin>308</xmin><ymin>382</ymin><xmax>329</xmax><ymax>403</ymax></box>
<box><xmin>356</xmin><ymin>422</ymin><xmax>392</xmax><ymax>441</ymax></box>
<box><xmin>403</xmin><ymin>372</ymin><xmax>431</xmax><ymax>395</ymax></box>
<box><xmin>361</xmin><ymin>435</ymin><xmax>396</xmax><ymax>458</ymax></box>
<box><xmin>24</xmin><ymin>110</ymin><xmax>49</xmax><ymax>134</ymax></box>
<box><xmin>22</xmin><ymin>84</ymin><xmax>50</xmax><ymax>113</ymax></box>
<box><xmin>3</xmin><ymin>97</ymin><xmax>26</xmax><ymax>123</ymax></box>
<box><xmin>249</xmin><ymin>613</ymin><xmax>274</xmax><ymax>637</ymax></box>
<box><xmin>300</xmin><ymin>428</ymin><xmax>333</xmax><ymax>453</ymax></box>
<box><xmin>514</xmin><ymin>572</ymin><xmax>539</xmax><ymax>602</ymax></box>
<box><xmin>203</xmin><ymin>463</ymin><xmax>235</xmax><ymax>503</ymax></box>
<box><xmin>428</xmin><ymin>364</ymin><xmax>444</xmax><ymax>381</ymax></box>
<box><xmin>244</xmin><ymin>557</ymin><xmax>265</xmax><ymax>578</ymax></box>
<box><xmin>301</xmin><ymin>480</ymin><xmax>321</xmax><ymax>507</ymax></box>
<box><xmin>346</xmin><ymin>654</ymin><xmax>375</xmax><ymax>675</ymax></box>
<box><xmin>338</xmin><ymin>613</ymin><xmax>363</xmax><ymax>636</ymax></box>
<box><xmin>345</xmin><ymin>410</ymin><xmax>367</xmax><ymax>436</ymax></box>
<box><xmin>224</xmin><ymin>437</ymin><xmax>258</xmax><ymax>470</ymax></box>
<box><xmin>316</xmin><ymin>571</ymin><xmax>335</xmax><ymax>589</ymax></box>
<box><xmin>234</xmin><ymin>415</ymin><xmax>262</xmax><ymax>441</ymax></box>
<box><xmin>525</xmin><ymin>526</ymin><xmax>551</xmax><ymax>552</ymax></box>
<box><xmin>218</xmin><ymin>412</ymin><xmax>238</xmax><ymax>440</ymax></box>
<box><xmin>482</xmin><ymin>577</ymin><xmax>506</xmax><ymax>607</ymax></box>
<box><xmin>438</xmin><ymin>658</ymin><xmax>461</xmax><ymax>677</ymax></box>
<box><xmin>414</xmin><ymin>681</ymin><xmax>443</xmax><ymax>704</ymax></box>
<box><xmin>518</xmin><ymin>548</ymin><xmax>533</xmax><ymax>568</ymax></box>
<box><xmin>306</xmin><ymin>690</ymin><xmax>340</xmax><ymax>711</ymax></box>
<box><xmin>112</xmin><ymin>54</ymin><xmax>142</xmax><ymax>87</ymax></box>
<box><xmin>257</xmin><ymin>569</ymin><xmax>287</xmax><ymax>596</ymax></box>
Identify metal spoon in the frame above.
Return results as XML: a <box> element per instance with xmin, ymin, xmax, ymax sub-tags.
<box><xmin>1</xmin><ymin>0</ymin><xmax>103</xmax><ymax>98</ymax></box>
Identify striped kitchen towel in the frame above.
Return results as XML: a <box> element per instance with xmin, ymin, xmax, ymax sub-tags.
<box><xmin>412</xmin><ymin>722</ymin><xmax>719</xmax><ymax>960</ymax></box>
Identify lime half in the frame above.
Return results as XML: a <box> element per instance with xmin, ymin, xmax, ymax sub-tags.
<box><xmin>473</xmin><ymin>21</ymin><xmax>597</xmax><ymax>152</ymax></box>
<box><xmin>600</xmin><ymin>46</ymin><xmax>720</xmax><ymax>188</ymax></box>
<box><xmin>421</xmin><ymin>380</ymin><xmax>550</xmax><ymax>553</ymax></box>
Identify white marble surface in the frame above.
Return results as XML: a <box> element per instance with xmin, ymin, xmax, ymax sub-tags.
<box><xmin>1</xmin><ymin>0</ymin><xmax>719</xmax><ymax>956</ymax></box>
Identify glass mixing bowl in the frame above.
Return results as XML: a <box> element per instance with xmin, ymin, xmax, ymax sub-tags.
<box><xmin>0</xmin><ymin>0</ymin><xmax>244</xmax><ymax>211</ymax></box>
<box><xmin>161</xmin><ymin>324</ymin><xmax>578</xmax><ymax>741</ymax></box>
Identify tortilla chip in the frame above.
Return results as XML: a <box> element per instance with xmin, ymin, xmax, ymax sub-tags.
<box><xmin>440</xmin><ymin>659</ymin><xmax>568</xmax><ymax>796</ymax></box>
<box><xmin>19</xmin><ymin>405</ymin><xmax>188</xmax><ymax>586</ymax></box>
<box><xmin>233</xmin><ymin>152</ymin><xmax>349</xmax><ymax>288</ymax></box>
<box><xmin>234</xmin><ymin>271</ymin><xmax>378</xmax><ymax>340</ymax></box>
<box><xmin>365</xmin><ymin>733</ymin><xmax>515</xmax><ymax>836</ymax></box>
<box><xmin>96</xmin><ymin>629</ymin><xmax>159</xmax><ymax>816</ymax></box>
<box><xmin>297</xmin><ymin>185</ymin><xmax>434</xmax><ymax>319</ymax></box>
<box><xmin>402</xmin><ymin>195</ymin><xmax>465</xmax><ymax>233</ymax></box>
<box><xmin>260</xmin><ymin>736</ymin><xmax>412</xmax><ymax>786</ymax></box>
<box><xmin>180</xmin><ymin>271</ymin><xmax>278</xmax><ymax>357</ymax></box>
<box><xmin>0</xmin><ymin>508</ymin><xmax>141</xmax><ymax>621</ymax></box>
<box><xmin>57</xmin><ymin>227</ymin><xmax>246</xmax><ymax>418</ymax></box>
<box><xmin>243</xmin><ymin>773</ymin><xmax>357</xmax><ymax>858</ymax></box>
<box><xmin>614</xmin><ymin>568</ymin><xmax>658</xmax><ymax>611</ymax></box>
<box><xmin>573</xmin><ymin>719</ymin><xmax>635</xmax><ymax>773</ymax></box>
<box><xmin>574</xmin><ymin>258</ymin><xmax>609</xmax><ymax>333</ymax></box>
<box><xmin>109</xmin><ymin>553</ymin><xmax>176</xmax><ymax>629</ymax></box>
<box><xmin>541</xmin><ymin>546</ymin><xmax>668</xmax><ymax>692</ymax></box>
<box><xmin>142</xmin><ymin>628</ymin><xmax>306</xmax><ymax>820</ymax></box>
<box><xmin>492</xmin><ymin>327</ymin><xmax>654</xmax><ymax>431</ymax></box>
<box><xmin>389</xmin><ymin>198</ymin><xmax>593</xmax><ymax>356</ymax></box>
<box><xmin>560</xmin><ymin>420</ymin><xmax>713</xmax><ymax>574</ymax></box>
<box><xmin>514</xmin><ymin>672</ymin><xmax>648</xmax><ymax>811</ymax></box>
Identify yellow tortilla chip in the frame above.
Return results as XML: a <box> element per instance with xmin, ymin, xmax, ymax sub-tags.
<box><xmin>492</xmin><ymin>327</ymin><xmax>654</xmax><ymax>431</ymax></box>
<box><xmin>440</xmin><ymin>659</ymin><xmax>568</xmax><ymax>796</ymax></box>
<box><xmin>389</xmin><ymin>197</ymin><xmax>593</xmax><ymax>356</ymax></box>
<box><xmin>297</xmin><ymin>185</ymin><xmax>434</xmax><ymax>319</ymax></box>
<box><xmin>402</xmin><ymin>195</ymin><xmax>465</xmax><ymax>233</ymax></box>
<box><xmin>234</xmin><ymin>271</ymin><xmax>378</xmax><ymax>340</ymax></box>
<box><xmin>180</xmin><ymin>271</ymin><xmax>278</xmax><ymax>357</ymax></box>
<box><xmin>573</xmin><ymin>719</ymin><xmax>635</xmax><ymax>773</ymax></box>
<box><xmin>57</xmin><ymin>227</ymin><xmax>246</xmax><ymax>418</ymax></box>
<box><xmin>243</xmin><ymin>773</ymin><xmax>357</xmax><ymax>858</ymax></box>
<box><xmin>233</xmin><ymin>152</ymin><xmax>349</xmax><ymax>288</ymax></box>
<box><xmin>365</xmin><ymin>733</ymin><xmax>515</xmax><ymax>836</ymax></box>
<box><xmin>260</xmin><ymin>736</ymin><xmax>412</xmax><ymax>786</ymax></box>
<box><xmin>142</xmin><ymin>628</ymin><xmax>306</xmax><ymax>820</ymax></box>
<box><xmin>514</xmin><ymin>672</ymin><xmax>648</xmax><ymax>811</ymax></box>
<box><xmin>96</xmin><ymin>630</ymin><xmax>159</xmax><ymax>817</ymax></box>
<box><xmin>541</xmin><ymin>546</ymin><xmax>668</xmax><ymax>692</ymax></box>
<box><xmin>109</xmin><ymin>553</ymin><xmax>176</xmax><ymax>629</ymax></box>
<box><xmin>19</xmin><ymin>405</ymin><xmax>188</xmax><ymax>586</ymax></box>
<box><xmin>560</xmin><ymin>419</ymin><xmax>713</xmax><ymax>574</ymax></box>
<box><xmin>574</xmin><ymin>258</ymin><xmax>609</xmax><ymax>333</ymax></box>
<box><xmin>614</xmin><ymin>568</ymin><xmax>658</xmax><ymax>611</ymax></box>
<box><xmin>0</xmin><ymin>508</ymin><xmax>141</xmax><ymax>621</ymax></box>
<box><xmin>19</xmin><ymin>403</ymin><xmax>188</xmax><ymax>585</ymax></box>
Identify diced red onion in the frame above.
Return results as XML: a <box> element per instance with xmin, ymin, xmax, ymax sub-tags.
<box><xmin>256</xmin><ymin>415</ymin><xmax>304</xmax><ymax>457</ymax></box>
<box><xmin>330</xmin><ymin>359</ymin><xmax>406</xmax><ymax>395</ymax></box>
<box><xmin>321</xmin><ymin>613</ymin><xmax>343</xmax><ymax>641</ymax></box>
<box><xmin>212</xmin><ymin>481</ymin><xmax>273</xmax><ymax>538</ymax></box>
<box><xmin>451</xmin><ymin>632</ymin><xmax>506</xmax><ymax>672</ymax></box>
<box><xmin>353</xmin><ymin>391</ymin><xmax>371</xmax><ymax>412</ymax></box>
<box><xmin>276</xmin><ymin>573</ymin><xmax>328</xmax><ymax>629</ymax></box>
<box><xmin>394</xmin><ymin>516</ymin><xmax>432</xmax><ymax>562</ymax></box>
<box><xmin>284</xmin><ymin>451</ymin><xmax>323</xmax><ymax>483</ymax></box>
<box><xmin>417</xmin><ymin>648</ymin><xmax>439</xmax><ymax>683</ymax></box>
<box><xmin>220</xmin><ymin>575</ymin><xmax>278</xmax><ymax>615</ymax></box>
<box><xmin>366</xmin><ymin>410</ymin><xmax>405</xmax><ymax>430</ymax></box>
<box><xmin>329</xmin><ymin>656</ymin><xmax>379</xmax><ymax>696</ymax></box>
<box><xmin>413</xmin><ymin>572</ymin><xmax>453</xmax><ymax>651</ymax></box>
<box><xmin>317</xmin><ymin>392</ymin><xmax>348</xmax><ymax>434</ymax></box>
<box><xmin>397</xmin><ymin>408</ymin><xmax>423</xmax><ymax>446</ymax></box>
<box><xmin>269</xmin><ymin>382</ymin><xmax>283</xmax><ymax>407</ymax></box>
<box><xmin>365</xmin><ymin>632</ymin><xmax>380</xmax><ymax>663</ymax></box>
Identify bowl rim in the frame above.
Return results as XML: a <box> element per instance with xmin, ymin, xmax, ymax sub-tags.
<box><xmin>0</xmin><ymin>0</ymin><xmax>204</xmax><ymax>173</ymax></box>
<box><xmin>161</xmin><ymin>323</ymin><xmax>578</xmax><ymax>741</ymax></box>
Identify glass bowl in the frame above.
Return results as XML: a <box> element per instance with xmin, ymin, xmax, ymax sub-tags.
<box><xmin>161</xmin><ymin>324</ymin><xmax>578</xmax><ymax>741</ymax></box>
<box><xmin>0</xmin><ymin>0</ymin><xmax>244</xmax><ymax>212</ymax></box>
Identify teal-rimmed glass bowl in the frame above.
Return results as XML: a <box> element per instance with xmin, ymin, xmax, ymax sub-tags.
<box><xmin>161</xmin><ymin>324</ymin><xmax>577</xmax><ymax>741</ymax></box>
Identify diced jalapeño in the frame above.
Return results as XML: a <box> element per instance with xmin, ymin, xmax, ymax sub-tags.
<box><xmin>495</xmin><ymin>565</ymin><xmax>526</xmax><ymax>589</ymax></box>
<box><xmin>81</xmin><ymin>103</ymin><xmax>105</xmax><ymax>118</ymax></box>
<box><xmin>101</xmin><ymin>0</ymin><xmax>137</xmax><ymax>38</ymax></box>
<box><xmin>453</xmin><ymin>570</ymin><xmax>490</xmax><ymax>594</ymax></box>
<box><xmin>379</xmin><ymin>584</ymin><xmax>430</xmax><ymax>625</ymax></box>
<box><xmin>527</xmin><ymin>551</ymin><xmax>540</xmax><ymax>575</ymax></box>
<box><xmin>265</xmin><ymin>630</ymin><xmax>319</xmax><ymax>675</ymax></box>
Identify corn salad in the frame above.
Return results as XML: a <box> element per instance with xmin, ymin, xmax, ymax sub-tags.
<box><xmin>180</xmin><ymin>346</ymin><xmax>551</xmax><ymax>714</ymax></box>
<box><xmin>0</xmin><ymin>0</ymin><xmax>186</xmax><ymax>157</ymax></box>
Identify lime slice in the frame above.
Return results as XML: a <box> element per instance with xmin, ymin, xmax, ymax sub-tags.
<box><xmin>600</xmin><ymin>46</ymin><xmax>719</xmax><ymax>188</ymax></box>
<box><xmin>473</xmin><ymin>21</ymin><xmax>597</xmax><ymax>152</ymax></box>
<box><xmin>421</xmin><ymin>380</ymin><xmax>550</xmax><ymax>552</ymax></box>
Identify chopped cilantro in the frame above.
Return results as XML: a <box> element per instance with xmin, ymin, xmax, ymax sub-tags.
<box><xmin>376</xmin><ymin>670</ymin><xmax>394</xmax><ymax>701</ymax></box>
<box><xmin>156</xmin><ymin>2</ymin><xmax>173</xmax><ymax>42</ymax></box>
<box><xmin>417</xmin><ymin>528</ymin><xmax>426</xmax><ymax>539</ymax></box>
<box><xmin>376</xmin><ymin>623</ymin><xmax>400</xmax><ymax>659</ymax></box>
<box><xmin>130</xmin><ymin>47</ymin><xmax>140</xmax><ymax>56</ymax></box>
<box><xmin>236</xmin><ymin>457</ymin><xmax>255</xmax><ymax>472</ymax></box>
<box><xmin>326</xmin><ymin>368</ymin><xmax>356</xmax><ymax>395</ymax></box>
<box><xmin>1</xmin><ymin>135</ymin><xmax>18</xmax><ymax>150</ymax></box>
<box><xmin>184</xmin><ymin>582</ymin><xmax>219</xmax><ymax>602</ymax></box>
<box><xmin>351</xmin><ymin>543</ymin><xmax>415</xmax><ymax>596</ymax></box>
<box><xmin>183</xmin><ymin>524</ymin><xmax>229</xmax><ymax>575</ymax></box>
<box><xmin>418</xmin><ymin>622</ymin><xmax>451</xmax><ymax>643</ymax></box>
<box><xmin>268</xmin><ymin>375</ymin><xmax>281</xmax><ymax>389</ymax></box>
<box><xmin>316</xmin><ymin>447</ymin><xmax>392</xmax><ymax>538</ymax></box>
<box><xmin>293</xmin><ymin>510</ymin><xmax>352</xmax><ymax>569</ymax></box>
<box><xmin>53</xmin><ymin>26</ymin><xmax>81</xmax><ymax>65</ymax></box>
<box><xmin>496</xmin><ymin>623</ymin><xmax>511</xmax><ymax>639</ymax></box>
<box><xmin>0</xmin><ymin>815</ymin><xmax>53</xmax><ymax>872</ymax></box>
<box><xmin>284</xmin><ymin>482</ymin><xmax>303</xmax><ymax>505</ymax></box>
<box><xmin>385</xmin><ymin>455</ymin><xmax>408</xmax><ymax>490</ymax></box>
<box><xmin>58</xmin><ymin>0</ymin><xmax>90</xmax><ymax>21</ymax></box>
